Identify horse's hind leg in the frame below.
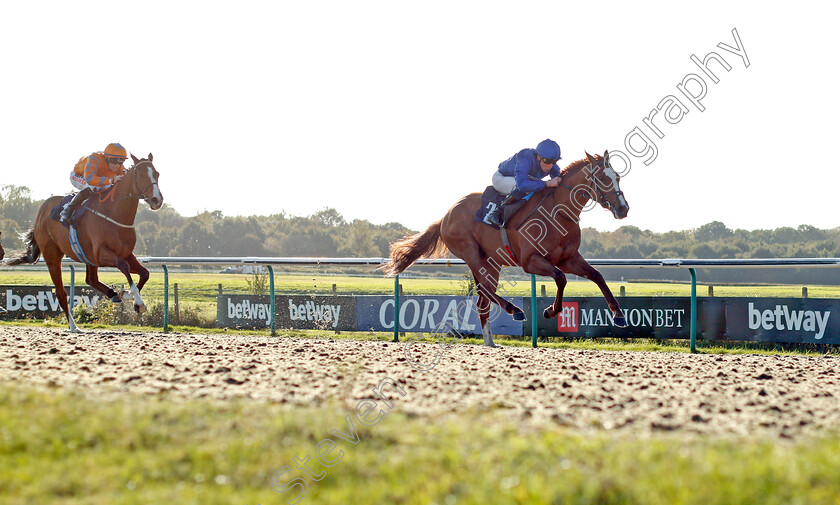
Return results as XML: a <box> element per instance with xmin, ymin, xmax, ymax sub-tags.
<box><xmin>86</xmin><ymin>266</ymin><xmax>122</xmax><ymax>302</ymax></box>
<box><xmin>470</xmin><ymin>259</ymin><xmax>527</xmax><ymax>347</ymax></box>
<box><xmin>522</xmin><ymin>254</ymin><xmax>567</xmax><ymax>319</ymax></box>
<box><xmin>471</xmin><ymin>258</ymin><xmax>525</xmax><ymax>321</ymax></box>
<box><xmin>473</xmin><ymin>278</ymin><xmax>497</xmax><ymax>348</ymax></box>
<box><xmin>43</xmin><ymin>247</ymin><xmax>79</xmax><ymax>332</ymax></box>
<box><xmin>561</xmin><ymin>252</ymin><xmax>627</xmax><ymax>327</ymax></box>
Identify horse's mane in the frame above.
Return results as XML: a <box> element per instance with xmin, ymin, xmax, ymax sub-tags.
<box><xmin>559</xmin><ymin>156</ymin><xmax>598</xmax><ymax>177</ymax></box>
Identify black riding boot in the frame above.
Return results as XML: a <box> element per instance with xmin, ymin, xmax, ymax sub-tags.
<box><xmin>59</xmin><ymin>187</ymin><xmax>94</xmax><ymax>223</ymax></box>
<box><xmin>487</xmin><ymin>189</ymin><xmax>527</xmax><ymax>227</ymax></box>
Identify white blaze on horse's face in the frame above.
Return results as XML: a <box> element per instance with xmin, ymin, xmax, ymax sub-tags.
<box><xmin>603</xmin><ymin>161</ymin><xmax>629</xmax><ymax>219</ymax></box>
<box><xmin>144</xmin><ymin>166</ymin><xmax>164</xmax><ymax>210</ymax></box>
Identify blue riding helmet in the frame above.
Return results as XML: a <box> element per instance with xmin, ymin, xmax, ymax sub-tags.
<box><xmin>536</xmin><ymin>139</ymin><xmax>561</xmax><ymax>160</ymax></box>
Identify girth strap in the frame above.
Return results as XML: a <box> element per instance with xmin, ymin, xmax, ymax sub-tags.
<box><xmin>499</xmin><ymin>227</ymin><xmax>518</xmax><ymax>264</ymax></box>
<box><xmin>69</xmin><ymin>226</ymin><xmax>95</xmax><ymax>265</ymax></box>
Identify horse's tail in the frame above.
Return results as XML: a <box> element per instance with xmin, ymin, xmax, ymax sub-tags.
<box><xmin>381</xmin><ymin>219</ymin><xmax>449</xmax><ymax>276</ymax></box>
<box><xmin>5</xmin><ymin>230</ymin><xmax>40</xmax><ymax>266</ymax></box>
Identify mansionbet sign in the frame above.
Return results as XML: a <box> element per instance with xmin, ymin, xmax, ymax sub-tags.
<box><xmin>527</xmin><ymin>297</ymin><xmax>691</xmax><ymax>339</ymax></box>
<box><xmin>528</xmin><ymin>296</ymin><xmax>840</xmax><ymax>345</ymax></box>
<box><xmin>555</xmin><ymin>301</ymin><xmax>687</xmax><ymax>333</ymax></box>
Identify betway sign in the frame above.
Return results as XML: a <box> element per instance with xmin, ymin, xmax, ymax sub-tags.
<box><xmin>728</xmin><ymin>298</ymin><xmax>840</xmax><ymax>344</ymax></box>
<box><xmin>747</xmin><ymin>303</ymin><xmax>829</xmax><ymax>339</ymax></box>
<box><xmin>1</xmin><ymin>285</ymin><xmax>102</xmax><ymax>319</ymax></box>
<box><xmin>216</xmin><ymin>294</ymin><xmax>356</xmax><ymax>330</ymax></box>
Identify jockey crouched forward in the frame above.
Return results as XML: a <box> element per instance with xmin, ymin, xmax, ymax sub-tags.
<box><xmin>485</xmin><ymin>139</ymin><xmax>564</xmax><ymax>227</ymax></box>
<box><xmin>59</xmin><ymin>143</ymin><xmax>127</xmax><ymax>223</ymax></box>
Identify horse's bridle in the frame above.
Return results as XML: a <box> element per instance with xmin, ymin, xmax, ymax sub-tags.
<box><xmin>127</xmin><ymin>161</ymin><xmax>160</xmax><ymax>203</ymax></box>
<box><xmin>584</xmin><ymin>159</ymin><xmax>624</xmax><ymax>210</ymax></box>
<box><xmin>552</xmin><ymin>158</ymin><xmax>622</xmax><ymax>208</ymax></box>
<box><xmin>515</xmin><ymin>158</ymin><xmax>626</xmax><ymax>229</ymax></box>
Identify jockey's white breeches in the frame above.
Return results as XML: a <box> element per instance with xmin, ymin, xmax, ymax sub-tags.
<box><xmin>69</xmin><ymin>172</ymin><xmax>109</xmax><ymax>193</ymax></box>
<box><xmin>492</xmin><ymin>170</ymin><xmax>516</xmax><ymax>195</ymax></box>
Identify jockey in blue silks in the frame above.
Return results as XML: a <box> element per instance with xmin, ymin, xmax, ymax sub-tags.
<box><xmin>485</xmin><ymin>139</ymin><xmax>563</xmax><ymax>227</ymax></box>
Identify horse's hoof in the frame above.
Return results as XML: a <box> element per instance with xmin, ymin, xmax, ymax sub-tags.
<box><xmin>135</xmin><ymin>304</ymin><xmax>147</xmax><ymax>314</ymax></box>
<box><xmin>543</xmin><ymin>308</ymin><xmax>555</xmax><ymax>319</ymax></box>
<box><xmin>110</xmin><ymin>294</ymin><xmax>123</xmax><ymax>303</ymax></box>
<box><xmin>512</xmin><ymin>312</ymin><xmax>526</xmax><ymax>321</ymax></box>
<box><xmin>613</xmin><ymin>316</ymin><xmax>627</xmax><ymax>328</ymax></box>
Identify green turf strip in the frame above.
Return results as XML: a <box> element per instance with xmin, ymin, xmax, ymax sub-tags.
<box><xmin>2</xmin><ymin>383</ymin><xmax>840</xmax><ymax>505</ymax></box>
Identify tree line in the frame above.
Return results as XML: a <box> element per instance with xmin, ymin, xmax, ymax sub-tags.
<box><xmin>2</xmin><ymin>184</ymin><xmax>839</xmax><ymax>283</ymax></box>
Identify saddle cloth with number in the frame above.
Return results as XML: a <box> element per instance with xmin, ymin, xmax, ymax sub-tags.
<box><xmin>49</xmin><ymin>194</ymin><xmax>87</xmax><ymax>229</ymax></box>
<box><xmin>474</xmin><ymin>186</ymin><xmax>505</xmax><ymax>229</ymax></box>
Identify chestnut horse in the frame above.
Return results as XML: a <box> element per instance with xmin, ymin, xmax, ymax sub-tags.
<box><xmin>384</xmin><ymin>151</ymin><xmax>629</xmax><ymax>347</ymax></box>
<box><xmin>0</xmin><ymin>231</ymin><xmax>4</xmax><ymax>314</ymax></box>
<box><xmin>6</xmin><ymin>154</ymin><xmax>163</xmax><ymax>332</ymax></box>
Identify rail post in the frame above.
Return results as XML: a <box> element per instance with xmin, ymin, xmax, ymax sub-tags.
<box><xmin>689</xmin><ymin>268</ymin><xmax>697</xmax><ymax>353</ymax></box>
<box><xmin>69</xmin><ymin>265</ymin><xmax>76</xmax><ymax>314</ymax></box>
<box><xmin>162</xmin><ymin>264</ymin><xmax>169</xmax><ymax>332</ymax></box>
<box><xmin>531</xmin><ymin>274</ymin><xmax>538</xmax><ymax>348</ymax></box>
<box><xmin>393</xmin><ymin>274</ymin><xmax>400</xmax><ymax>342</ymax></box>
<box><xmin>268</xmin><ymin>265</ymin><xmax>275</xmax><ymax>336</ymax></box>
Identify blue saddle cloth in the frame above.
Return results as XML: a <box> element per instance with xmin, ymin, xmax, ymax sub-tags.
<box><xmin>50</xmin><ymin>194</ymin><xmax>87</xmax><ymax>229</ymax></box>
<box><xmin>475</xmin><ymin>186</ymin><xmax>505</xmax><ymax>229</ymax></box>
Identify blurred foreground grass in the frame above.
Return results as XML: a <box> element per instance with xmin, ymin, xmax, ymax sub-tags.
<box><xmin>2</xmin><ymin>383</ymin><xmax>840</xmax><ymax>505</ymax></box>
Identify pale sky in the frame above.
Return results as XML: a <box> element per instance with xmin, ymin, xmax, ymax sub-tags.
<box><xmin>2</xmin><ymin>1</ymin><xmax>838</xmax><ymax>233</ymax></box>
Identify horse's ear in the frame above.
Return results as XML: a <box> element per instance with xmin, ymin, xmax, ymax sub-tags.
<box><xmin>148</xmin><ymin>153</ymin><xmax>153</xmax><ymax>162</ymax></box>
<box><xmin>585</xmin><ymin>151</ymin><xmax>596</xmax><ymax>164</ymax></box>
<box><xmin>131</xmin><ymin>153</ymin><xmax>140</xmax><ymax>164</ymax></box>
<box><xmin>604</xmin><ymin>150</ymin><xmax>609</xmax><ymax>160</ymax></box>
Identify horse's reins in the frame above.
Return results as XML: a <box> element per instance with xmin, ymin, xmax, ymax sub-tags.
<box><xmin>90</xmin><ymin>162</ymin><xmax>159</xmax><ymax>228</ymax></box>
<box><xmin>513</xmin><ymin>159</ymin><xmax>623</xmax><ymax>230</ymax></box>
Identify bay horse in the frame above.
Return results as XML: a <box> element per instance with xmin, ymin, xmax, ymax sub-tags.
<box><xmin>6</xmin><ymin>154</ymin><xmax>163</xmax><ymax>332</ymax></box>
<box><xmin>384</xmin><ymin>151</ymin><xmax>630</xmax><ymax>347</ymax></box>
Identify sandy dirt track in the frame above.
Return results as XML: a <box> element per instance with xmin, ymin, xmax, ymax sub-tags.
<box><xmin>2</xmin><ymin>326</ymin><xmax>840</xmax><ymax>439</ymax></box>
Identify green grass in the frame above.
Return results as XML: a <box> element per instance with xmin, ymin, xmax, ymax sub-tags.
<box><xmin>3</xmin><ymin>269</ymin><xmax>839</xmax><ymax>301</ymax></box>
<box><xmin>2</xmin><ymin>383</ymin><xmax>840</xmax><ymax>505</ymax></box>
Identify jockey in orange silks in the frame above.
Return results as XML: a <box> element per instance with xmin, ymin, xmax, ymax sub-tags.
<box><xmin>60</xmin><ymin>143</ymin><xmax>127</xmax><ymax>223</ymax></box>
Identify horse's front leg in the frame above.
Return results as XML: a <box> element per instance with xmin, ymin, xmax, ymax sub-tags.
<box><xmin>560</xmin><ymin>252</ymin><xmax>627</xmax><ymax>327</ymax></box>
<box><xmin>114</xmin><ymin>257</ymin><xmax>147</xmax><ymax>313</ymax></box>
<box><xmin>86</xmin><ymin>265</ymin><xmax>122</xmax><ymax>303</ymax></box>
<box><xmin>98</xmin><ymin>246</ymin><xmax>147</xmax><ymax>313</ymax></box>
<box><xmin>522</xmin><ymin>254</ymin><xmax>567</xmax><ymax>319</ymax></box>
<box><xmin>101</xmin><ymin>255</ymin><xmax>146</xmax><ymax>314</ymax></box>
<box><xmin>126</xmin><ymin>254</ymin><xmax>150</xmax><ymax>291</ymax></box>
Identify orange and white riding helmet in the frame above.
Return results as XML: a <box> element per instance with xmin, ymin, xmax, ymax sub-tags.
<box><xmin>104</xmin><ymin>143</ymin><xmax>127</xmax><ymax>161</ymax></box>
